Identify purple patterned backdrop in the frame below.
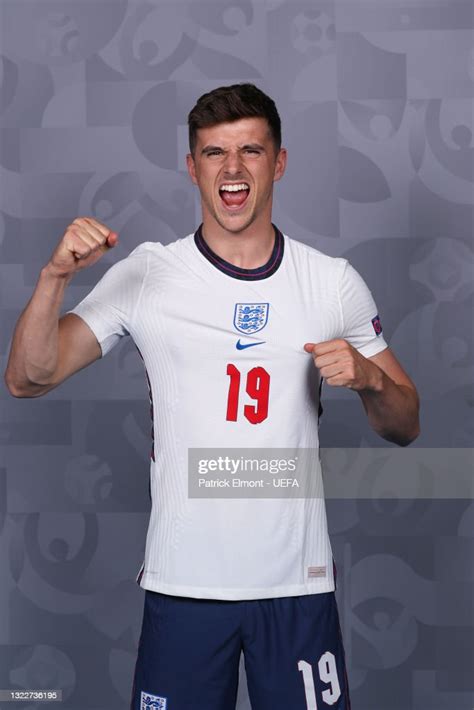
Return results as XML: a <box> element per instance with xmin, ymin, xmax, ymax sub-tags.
<box><xmin>1</xmin><ymin>1</ymin><xmax>473</xmax><ymax>708</ymax></box>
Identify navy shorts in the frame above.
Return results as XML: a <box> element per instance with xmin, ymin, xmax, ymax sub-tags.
<box><xmin>131</xmin><ymin>589</ymin><xmax>351</xmax><ymax>710</ymax></box>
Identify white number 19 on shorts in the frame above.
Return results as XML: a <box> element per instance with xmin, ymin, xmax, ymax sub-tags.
<box><xmin>298</xmin><ymin>651</ymin><xmax>342</xmax><ymax>707</ymax></box>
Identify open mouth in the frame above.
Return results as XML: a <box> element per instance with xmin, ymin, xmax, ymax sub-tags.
<box><xmin>218</xmin><ymin>182</ymin><xmax>250</xmax><ymax>211</ymax></box>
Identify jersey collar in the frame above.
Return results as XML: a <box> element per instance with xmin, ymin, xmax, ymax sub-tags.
<box><xmin>193</xmin><ymin>222</ymin><xmax>284</xmax><ymax>281</ymax></box>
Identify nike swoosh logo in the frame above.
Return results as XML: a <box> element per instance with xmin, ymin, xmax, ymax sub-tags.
<box><xmin>236</xmin><ymin>339</ymin><xmax>265</xmax><ymax>350</ymax></box>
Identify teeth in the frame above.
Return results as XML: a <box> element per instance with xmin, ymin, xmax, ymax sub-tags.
<box><xmin>219</xmin><ymin>183</ymin><xmax>249</xmax><ymax>192</ymax></box>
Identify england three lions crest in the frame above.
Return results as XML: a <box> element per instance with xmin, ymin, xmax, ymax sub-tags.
<box><xmin>234</xmin><ymin>303</ymin><xmax>269</xmax><ymax>334</ymax></box>
<box><xmin>140</xmin><ymin>691</ymin><xmax>167</xmax><ymax>709</ymax></box>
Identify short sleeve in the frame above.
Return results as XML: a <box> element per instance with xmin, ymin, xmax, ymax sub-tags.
<box><xmin>338</xmin><ymin>259</ymin><xmax>389</xmax><ymax>358</ymax></box>
<box><xmin>65</xmin><ymin>243</ymin><xmax>149</xmax><ymax>357</ymax></box>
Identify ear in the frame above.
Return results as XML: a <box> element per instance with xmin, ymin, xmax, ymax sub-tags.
<box><xmin>273</xmin><ymin>147</ymin><xmax>287</xmax><ymax>183</ymax></box>
<box><xmin>186</xmin><ymin>153</ymin><xmax>198</xmax><ymax>185</ymax></box>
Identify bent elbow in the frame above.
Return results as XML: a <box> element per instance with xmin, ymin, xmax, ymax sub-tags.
<box><xmin>398</xmin><ymin>424</ymin><xmax>421</xmax><ymax>447</ymax></box>
<box><xmin>4</xmin><ymin>372</ymin><xmax>22</xmax><ymax>397</ymax></box>
<box><xmin>4</xmin><ymin>373</ymin><xmax>48</xmax><ymax>398</ymax></box>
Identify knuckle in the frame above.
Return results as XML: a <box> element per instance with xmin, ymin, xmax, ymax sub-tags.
<box><xmin>86</xmin><ymin>216</ymin><xmax>102</xmax><ymax>229</ymax></box>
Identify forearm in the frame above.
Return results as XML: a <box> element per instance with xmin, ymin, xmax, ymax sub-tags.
<box><xmin>4</xmin><ymin>265</ymin><xmax>73</xmax><ymax>393</ymax></box>
<box><xmin>358</xmin><ymin>368</ymin><xmax>420</xmax><ymax>446</ymax></box>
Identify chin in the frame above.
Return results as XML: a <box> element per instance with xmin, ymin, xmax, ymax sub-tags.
<box><xmin>220</xmin><ymin>215</ymin><xmax>255</xmax><ymax>233</ymax></box>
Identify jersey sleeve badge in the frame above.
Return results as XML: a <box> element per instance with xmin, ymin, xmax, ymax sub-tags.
<box><xmin>371</xmin><ymin>314</ymin><xmax>383</xmax><ymax>335</ymax></box>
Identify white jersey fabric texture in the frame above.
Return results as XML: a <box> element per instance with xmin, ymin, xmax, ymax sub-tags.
<box><xmin>66</xmin><ymin>224</ymin><xmax>388</xmax><ymax>600</ymax></box>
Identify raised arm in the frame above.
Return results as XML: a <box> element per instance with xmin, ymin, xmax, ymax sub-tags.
<box><xmin>303</xmin><ymin>258</ymin><xmax>420</xmax><ymax>446</ymax></box>
<box><xmin>304</xmin><ymin>339</ymin><xmax>420</xmax><ymax>446</ymax></box>
<box><xmin>4</xmin><ymin>217</ymin><xmax>118</xmax><ymax>398</ymax></box>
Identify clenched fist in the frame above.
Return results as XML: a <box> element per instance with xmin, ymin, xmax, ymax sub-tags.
<box><xmin>47</xmin><ymin>217</ymin><xmax>119</xmax><ymax>278</ymax></box>
<box><xmin>304</xmin><ymin>338</ymin><xmax>382</xmax><ymax>392</ymax></box>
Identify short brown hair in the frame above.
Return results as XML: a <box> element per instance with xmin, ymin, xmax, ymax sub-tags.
<box><xmin>187</xmin><ymin>83</ymin><xmax>281</xmax><ymax>158</ymax></box>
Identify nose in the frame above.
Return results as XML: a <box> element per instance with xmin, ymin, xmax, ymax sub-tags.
<box><xmin>223</xmin><ymin>149</ymin><xmax>244</xmax><ymax>175</ymax></box>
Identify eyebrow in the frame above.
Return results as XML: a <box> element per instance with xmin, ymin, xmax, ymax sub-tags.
<box><xmin>200</xmin><ymin>143</ymin><xmax>265</xmax><ymax>155</ymax></box>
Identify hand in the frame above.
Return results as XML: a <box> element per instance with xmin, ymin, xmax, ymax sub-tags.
<box><xmin>46</xmin><ymin>217</ymin><xmax>119</xmax><ymax>278</ymax></box>
<box><xmin>303</xmin><ymin>338</ymin><xmax>382</xmax><ymax>392</ymax></box>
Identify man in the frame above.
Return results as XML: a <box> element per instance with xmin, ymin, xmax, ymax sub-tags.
<box><xmin>5</xmin><ymin>83</ymin><xmax>420</xmax><ymax>710</ymax></box>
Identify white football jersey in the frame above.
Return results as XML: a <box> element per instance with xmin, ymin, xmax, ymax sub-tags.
<box><xmin>67</xmin><ymin>224</ymin><xmax>388</xmax><ymax>600</ymax></box>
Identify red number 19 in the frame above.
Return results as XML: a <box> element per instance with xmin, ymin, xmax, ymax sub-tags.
<box><xmin>226</xmin><ymin>364</ymin><xmax>270</xmax><ymax>424</ymax></box>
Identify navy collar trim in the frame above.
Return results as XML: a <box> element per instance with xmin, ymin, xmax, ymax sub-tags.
<box><xmin>194</xmin><ymin>223</ymin><xmax>284</xmax><ymax>281</ymax></box>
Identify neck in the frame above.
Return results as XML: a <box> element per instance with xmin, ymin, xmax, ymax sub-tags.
<box><xmin>200</xmin><ymin>215</ymin><xmax>275</xmax><ymax>270</ymax></box>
